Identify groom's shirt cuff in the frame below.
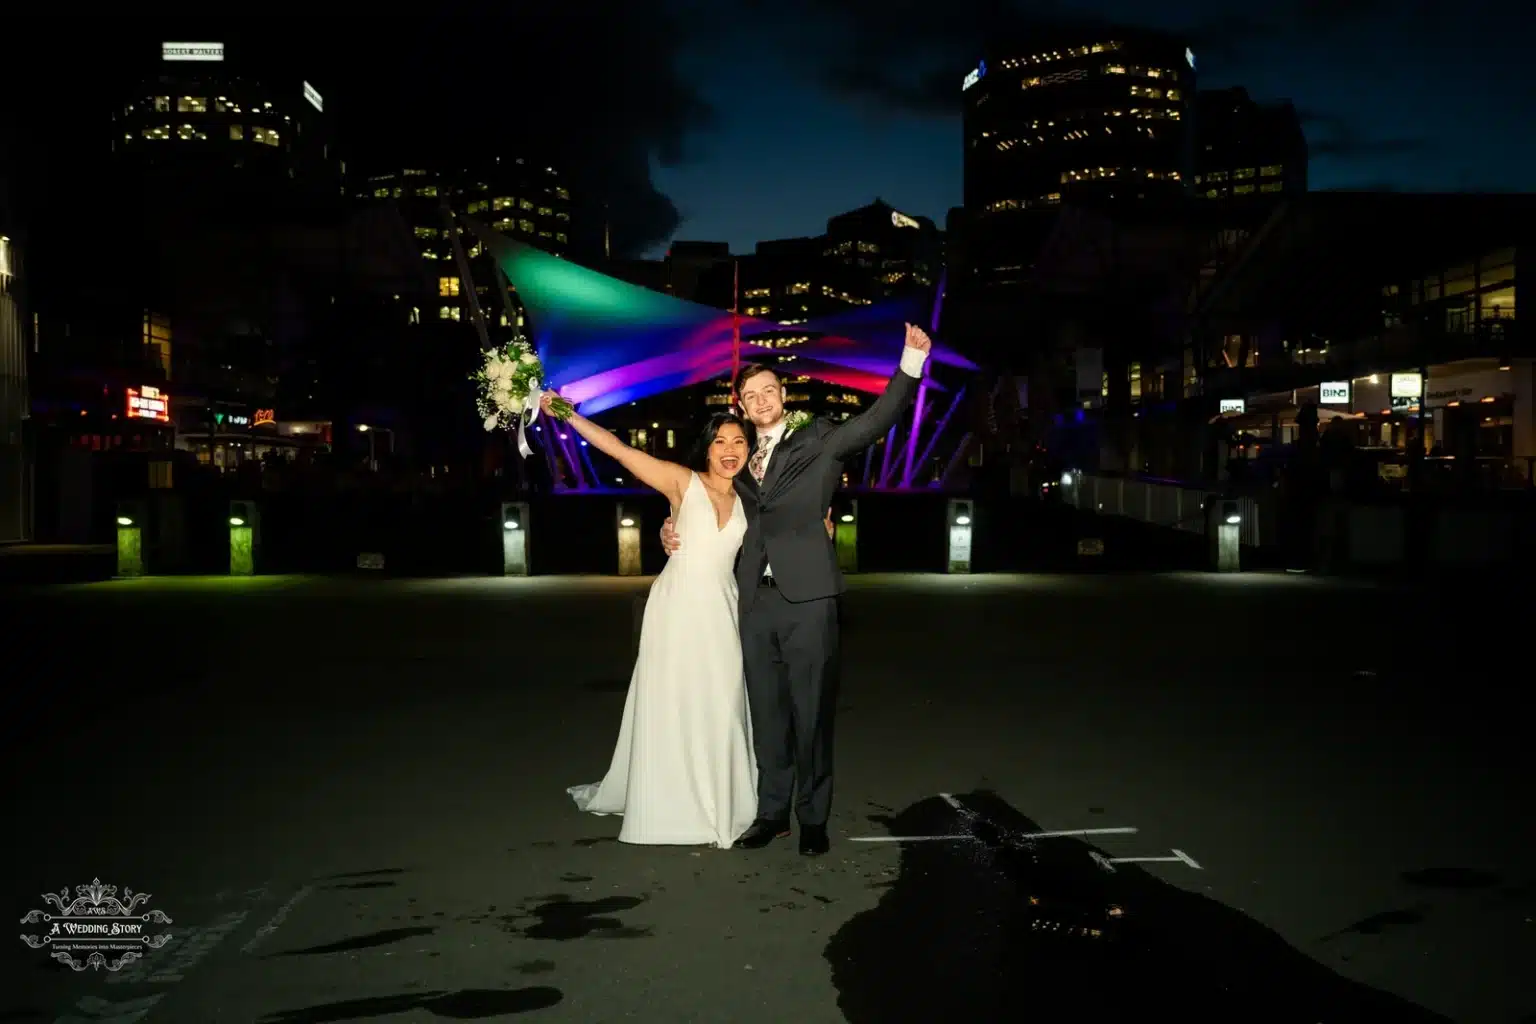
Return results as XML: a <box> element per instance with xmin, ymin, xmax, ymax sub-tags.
<box><xmin>898</xmin><ymin>345</ymin><xmax>929</xmax><ymax>379</ymax></box>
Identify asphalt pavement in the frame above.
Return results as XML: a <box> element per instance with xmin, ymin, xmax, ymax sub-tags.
<box><xmin>1</xmin><ymin>572</ymin><xmax>1528</xmax><ymax>1023</ymax></box>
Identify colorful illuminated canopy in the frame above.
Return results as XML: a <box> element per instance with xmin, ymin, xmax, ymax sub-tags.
<box><xmin>466</xmin><ymin>220</ymin><xmax>976</xmax><ymax>416</ymax></box>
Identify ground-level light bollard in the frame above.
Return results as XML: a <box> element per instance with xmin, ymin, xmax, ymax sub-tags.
<box><xmin>229</xmin><ymin>499</ymin><xmax>260</xmax><ymax>576</ymax></box>
<box><xmin>1213</xmin><ymin>498</ymin><xmax>1241</xmax><ymax>573</ymax></box>
<box><xmin>946</xmin><ymin>498</ymin><xmax>973</xmax><ymax>574</ymax></box>
<box><xmin>116</xmin><ymin>500</ymin><xmax>146</xmax><ymax>578</ymax></box>
<box><xmin>500</xmin><ymin>501</ymin><xmax>529</xmax><ymax>576</ymax></box>
<box><xmin>616</xmin><ymin>503</ymin><xmax>641</xmax><ymax>576</ymax></box>
<box><xmin>834</xmin><ymin>499</ymin><xmax>858</xmax><ymax>573</ymax></box>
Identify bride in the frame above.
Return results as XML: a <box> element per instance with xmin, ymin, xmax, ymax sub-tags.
<box><xmin>549</xmin><ymin>392</ymin><xmax>759</xmax><ymax>848</ymax></box>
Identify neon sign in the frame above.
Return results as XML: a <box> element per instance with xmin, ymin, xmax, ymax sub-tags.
<box><xmin>1186</xmin><ymin>48</ymin><xmax>1195</xmax><ymax>70</ymax></box>
<box><xmin>303</xmin><ymin>81</ymin><xmax>323</xmax><ymax>112</ymax></box>
<box><xmin>253</xmin><ymin>408</ymin><xmax>276</xmax><ymax>427</ymax></box>
<box><xmin>890</xmin><ymin>210</ymin><xmax>919</xmax><ymax>229</ymax></box>
<box><xmin>962</xmin><ymin>60</ymin><xmax>986</xmax><ymax>91</ymax></box>
<box><xmin>126</xmin><ymin>386</ymin><xmax>171</xmax><ymax>423</ymax></box>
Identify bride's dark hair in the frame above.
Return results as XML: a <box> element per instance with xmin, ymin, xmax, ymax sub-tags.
<box><xmin>687</xmin><ymin>413</ymin><xmax>753</xmax><ymax>472</ymax></box>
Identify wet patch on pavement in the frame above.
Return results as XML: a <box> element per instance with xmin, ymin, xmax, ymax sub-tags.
<box><xmin>826</xmin><ymin>790</ymin><xmax>1453</xmax><ymax>1021</ymax></box>
<box><xmin>1321</xmin><ymin>907</ymin><xmax>1428</xmax><ymax>940</ymax></box>
<box><xmin>256</xmin><ymin>986</ymin><xmax>563</xmax><ymax>1022</ymax></box>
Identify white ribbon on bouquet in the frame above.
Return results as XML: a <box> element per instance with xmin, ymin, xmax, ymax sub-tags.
<box><xmin>515</xmin><ymin>383</ymin><xmax>546</xmax><ymax>460</ymax></box>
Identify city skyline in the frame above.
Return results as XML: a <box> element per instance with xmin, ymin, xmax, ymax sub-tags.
<box><xmin>5</xmin><ymin>2</ymin><xmax>1531</xmax><ymax>260</ymax></box>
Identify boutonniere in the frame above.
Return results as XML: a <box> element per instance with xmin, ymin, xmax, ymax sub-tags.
<box><xmin>783</xmin><ymin>410</ymin><xmax>813</xmax><ymax>434</ymax></box>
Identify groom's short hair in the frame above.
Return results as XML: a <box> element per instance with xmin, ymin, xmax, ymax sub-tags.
<box><xmin>733</xmin><ymin>363</ymin><xmax>778</xmax><ymax>395</ymax></box>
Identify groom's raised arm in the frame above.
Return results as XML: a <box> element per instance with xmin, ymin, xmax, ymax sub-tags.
<box><xmin>825</xmin><ymin>323</ymin><xmax>932</xmax><ymax>461</ymax></box>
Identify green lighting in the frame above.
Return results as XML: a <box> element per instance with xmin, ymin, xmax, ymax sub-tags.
<box><xmin>116</xmin><ymin>524</ymin><xmax>144</xmax><ymax>578</ymax></box>
<box><xmin>230</xmin><ymin>525</ymin><xmax>254</xmax><ymax>576</ymax></box>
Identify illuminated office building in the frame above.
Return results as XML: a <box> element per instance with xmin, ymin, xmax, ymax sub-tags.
<box><xmin>112</xmin><ymin>41</ymin><xmax>340</xmax><ymax>202</ymax></box>
<box><xmin>354</xmin><ymin>160</ymin><xmax>572</xmax><ymax>332</ymax></box>
<box><xmin>1193</xmin><ymin>87</ymin><xmax>1308</xmax><ymax>207</ymax></box>
<box><xmin>823</xmin><ymin>200</ymin><xmax>942</xmax><ymax>298</ymax></box>
<box><xmin>960</xmin><ymin>24</ymin><xmax>1195</xmax><ymax>290</ymax></box>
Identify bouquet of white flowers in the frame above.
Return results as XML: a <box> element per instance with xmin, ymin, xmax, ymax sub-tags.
<box><xmin>473</xmin><ymin>338</ymin><xmax>573</xmax><ymax>457</ymax></box>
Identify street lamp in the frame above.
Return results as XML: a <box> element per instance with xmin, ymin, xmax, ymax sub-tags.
<box><xmin>356</xmin><ymin>423</ymin><xmax>395</xmax><ymax>471</ymax></box>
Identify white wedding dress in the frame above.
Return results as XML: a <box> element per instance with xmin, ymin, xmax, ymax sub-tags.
<box><xmin>568</xmin><ymin>473</ymin><xmax>758</xmax><ymax>848</ymax></box>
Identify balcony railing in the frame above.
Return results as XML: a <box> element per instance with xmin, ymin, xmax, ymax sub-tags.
<box><xmin>1060</xmin><ymin>469</ymin><xmax>1267</xmax><ymax>546</ymax></box>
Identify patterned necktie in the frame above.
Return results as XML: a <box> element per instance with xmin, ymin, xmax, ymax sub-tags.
<box><xmin>749</xmin><ymin>434</ymin><xmax>772</xmax><ymax>483</ymax></box>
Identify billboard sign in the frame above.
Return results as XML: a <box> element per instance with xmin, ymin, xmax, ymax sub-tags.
<box><xmin>162</xmin><ymin>42</ymin><xmax>224</xmax><ymax>62</ymax></box>
<box><xmin>303</xmin><ymin>81</ymin><xmax>323</xmax><ymax>112</ymax></box>
<box><xmin>126</xmin><ymin>386</ymin><xmax>171</xmax><ymax>423</ymax></box>
<box><xmin>1319</xmin><ymin>381</ymin><xmax>1350</xmax><ymax>405</ymax></box>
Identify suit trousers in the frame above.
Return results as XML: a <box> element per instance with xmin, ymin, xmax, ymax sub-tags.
<box><xmin>742</xmin><ymin>581</ymin><xmax>839</xmax><ymax>826</ymax></box>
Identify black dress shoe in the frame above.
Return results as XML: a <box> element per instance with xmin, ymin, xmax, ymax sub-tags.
<box><xmin>798</xmin><ymin>824</ymin><xmax>830</xmax><ymax>857</ymax></box>
<box><xmin>735</xmin><ymin>819</ymin><xmax>791</xmax><ymax>849</ymax></box>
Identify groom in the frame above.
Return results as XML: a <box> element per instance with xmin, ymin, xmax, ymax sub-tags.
<box><xmin>662</xmin><ymin>323</ymin><xmax>933</xmax><ymax>855</ymax></box>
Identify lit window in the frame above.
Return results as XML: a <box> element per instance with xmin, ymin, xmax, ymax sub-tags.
<box><xmin>1166</xmin><ymin>88</ymin><xmax>1181</xmax><ymax>101</ymax></box>
<box><xmin>556</xmin><ymin>187</ymin><xmax>570</xmax><ymax>200</ymax></box>
<box><xmin>175</xmin><ymin>124</ymin><xmax>206</xmax><ymax>141</ymax></box>
<box><xmin>1233</xmin><ymin>167</ymin><xmax>1255</xmax><ymax>179</ymax></box>
<box><xmin>228</xmin><ymin>125</ymin><xmax>243</xmax><ymax>140</ymax></box>
<box><xmin>1234</xmin><ymin>184</ymin><xmax>1255</xmax><ymax>194</ymax></box>
<box><xmin>416</xmin><ymin>185</ymin><xmax>438</xmax><ymax>197</ymax></box>
<box><xmin>439</xmin><ymin>276</ymin><xmax>460</xmax><ymax>297</ymax></box>
<box><xmin>415</xmin><ymin>226</ymin><xmax>438</xmax><ymax>240</ymax></box>
<box><xmin>519</xmin><ymin>219</ymin><xmax>534</xmax><ymax>233</ymax></box>
<box><xmin>556</xmin><ymin>211</ymin><xmax>570</xmax><ymax>221</ymax></box>
<box><xmin>519</xmin><ymin>199</ymin><xmax>534</xmax><ymax>210</ymax></box>
<box><xmin>1260</xmin><ymin>164</ymin><xmax>1283</xmax><ymax>176</ymax></box>
<box><xmin>141</xmin><ymin>125</ymin><xmax>170</xmax><ymax>140</ymax></box>
<box><xmin>1259</xmin><ymin>182</ymin><xmax>1282</xmax><ymax>193</ymax></box>
<box><xmin>493</xmin><ymin>197</ymin><xmax>516</xmax><ymax>210</ymax></box>
<box><xmin>536</xmin><ymin>206</ymin><xmax>552</xmax><ymax>217</ymax></box>
<box><xmin>555</xmin><ymin>232</ymin><xmax>567</xmax><ymax>243</ymax></box>
<box><xmin>252</xmin><ymin>127</ymin><xmax>280</xmax><ymax>146</ymax></box>
<box><xmin>1104</xmin><ymin>64</ymin><xmax>1126</xmax><ymax>74</ymax></box>
<box><xmin>466</xmin><ymin>200</ymin><xmax>489</xmax><ymax>214</ymax></box>
<box><xmin>439</xmin><ymin>306</ymin><xmax>460</xmax><ymax>321</ymax></box>
<box><xmin>153</xmin><ymin>96</ymin><xmax>171</xmax><ymax>112</ymax></box>
<box><xmin>177</xmin><ymin>97</ymin><xmax>207</xmax><ymax>113</ymax></box>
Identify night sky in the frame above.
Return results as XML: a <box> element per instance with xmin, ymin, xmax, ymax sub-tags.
<box><xmin>7</xmin><ymin>2</ymin><xmax>1532</xmax><ymax>259</ymax></box>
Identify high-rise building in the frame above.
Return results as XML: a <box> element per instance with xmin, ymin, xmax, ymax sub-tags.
<box><xmin>353</xmin><ymin>159</ymin><xmax>573</xmax><ymax>332</ymax></box>
<box><xmin>112</xmin><ymin>40</ymin><xmax>341</xmax><ymax>207</ymax></box>
<box><xmin>824</xmin><ymin>199</ymin><xmax>942</xmax><ymax>298</ymax></box>
<box><xmin>959</xmin><ymin>23</ymin><xmax>1195</xmax><ymax>291</ymax></box>
<box><xmin>1193</xmin><ymin>87</ymin><xmax>1308</xmax><ymax>207</ymax></box>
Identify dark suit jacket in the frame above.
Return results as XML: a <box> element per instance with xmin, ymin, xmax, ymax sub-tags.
<box><xmin>734</xmin><ymin>368</ymin><xmax>920</xmax><ymax>611</ymax></box>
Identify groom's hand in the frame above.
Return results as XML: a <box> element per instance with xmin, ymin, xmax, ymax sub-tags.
<box><xmin>904</xmin><ymin>322</ymin><xmax>933</xmax><ymax>354</ymax></box>
<box><xmin>660</xmin><ymin>518</ymin><xmax>681</xmax><ymax>555</ymax></box>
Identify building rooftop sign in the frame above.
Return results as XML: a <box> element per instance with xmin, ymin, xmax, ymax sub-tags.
<box><xmin>303</xmin><ymin>81</ymin><xmax>323</xmax><ymax>112</ymax></box>
<box><xmin>163</xmin><ymin>42</ymin><xmax>224</xmax><ymax>62</ymax></box>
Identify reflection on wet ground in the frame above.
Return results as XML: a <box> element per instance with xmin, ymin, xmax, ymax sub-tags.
<box><xmin>827</xmin><ymin>791</ymin><xmax>1452</xmax><ymax>1022</ymax></box>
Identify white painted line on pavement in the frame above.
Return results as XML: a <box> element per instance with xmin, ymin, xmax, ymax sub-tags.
<box><xmin>1018</xmin><ymin>826</ymin><xmax>1139</xmax><ymax>840</ymax></box>
<box><xmin>241</xmin><ymin>884</ymin><xmax>313</xmax><ymax>955</ymax></box>
<box><xmin>849</xmin><ymin>834</ymin><xmax>973</xmax><ymax>843</ymax></box>
<box><xmin>1091</xmin><ymin>849</ymin><xmax>1204</xmax><ymax>872</ymax></box>
<box><xmin>851</xmin><ymin>826</ymin><xmax>1139</xmax><ymax>843</ymax></box>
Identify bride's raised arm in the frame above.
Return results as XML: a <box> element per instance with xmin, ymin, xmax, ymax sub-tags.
<box><xmin>542</xmin><ymin>393</ymin><xmax>691</xmax><ymax>506</ymax></box>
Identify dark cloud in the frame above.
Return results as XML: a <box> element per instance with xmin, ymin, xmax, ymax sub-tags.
<box><xmin>1296</xmin><ymin>109</ymin><xmax>1429</xmax><ymax>161</ymax></box>
<box><xmin>4</xmin><ymin>7</ymin><xmax>718</xmax><ymax>257</ymax></box>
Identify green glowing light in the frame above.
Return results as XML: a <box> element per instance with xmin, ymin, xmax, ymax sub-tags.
<box><xmin>230</xmin><ymin>525</ymin><xmax>254</xmax><ymax>576</ymax></box>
